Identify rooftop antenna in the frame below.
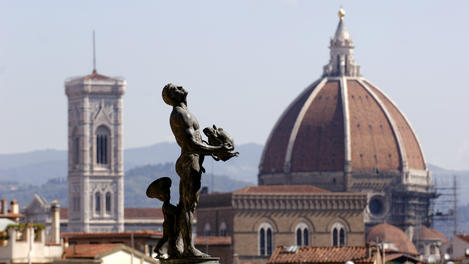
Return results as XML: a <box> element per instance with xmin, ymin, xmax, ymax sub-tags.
<box><xmin>92</xmin><ymin>30</ymin><xmax>96</xmax><ymax>73</ymax></box>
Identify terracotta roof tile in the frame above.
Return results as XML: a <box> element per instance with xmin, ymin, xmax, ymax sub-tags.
<box><xmin>194</xmin><ymin>236</ymin><xmax>232</xmax><ymax>246</ymax></box>
<box><xmin>63</xmin><ymin>243</ymin><xmax>120</xmax><ymax>258</ymax></box>
<box><xmin>348</xmin><ymin>80</ymin><xmax>401</xmax><ymax>171</ymax></box>
<box><xmin>60</xmin><ymin>207</ymin><xmax>164</xmax><ymax>220</ymax></box>
<box><xmin>267</xmin><ymin>246</ymin><xmax>375</xmax><ymax>264</ymax></box>
<box><xmin>291</xmin><ymin>80</ymin><xmax>345</xmax><ymax>172</ymax></box>
<box><xmin>260</xmin><ymin>80</ymin><xmax>321</xmax><ymax>174</ymax></box>
<box><xmin>80</xmin><ymin>70</ymin><xmax>112</xmax><ymax>80</ymax></box>
<box><xmin>0</xmin><ymin>213</ymin><xmax>24</xmax><ymax>219</ymax></box>
<box><xmin>365</xmin><ymin>81</ymin><xmax>426</xmax><ymax>170</ymax></box>
<box><xmin>124</xmin><ymin>208</ymin><xmax>163</xmax><ymax>219</ymax></box>
<box><xmin>234</xmin><ymin>185</ymin><xmax>329</xmax><ymax>194</ymax></box>
<box><xmin>418</xmin><ymin>226</ymin><xmax>448</xmax><ymax>243</ymax></box>
<box><xmin>456</xmin><ymin>235</ymin><xmax>469</xmax><ymax>244</ymax></box>
<box><xmin>62</xmin><ymin>230</ymin><xmax>162</xmax><ymax>239</ymax></box>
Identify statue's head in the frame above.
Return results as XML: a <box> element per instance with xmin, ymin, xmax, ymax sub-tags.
<box><xmin>162</xmin><ymin>83</ymin><xmax>187</xmax><ymax>106</ymax></box>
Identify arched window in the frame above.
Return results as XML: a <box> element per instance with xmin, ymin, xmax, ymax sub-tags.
<box><xmin>295</xmin><ymin>222</ymin><xmax>310</xmax><ymax>246</ymax></box>
<box><xmin>95</xmin><ymin>192</ymin><xmax>101</xmax><ymax>214</ymax></box>
<box><xmin>105</xmin><ymin>192</ymin><xmax>111</xmax><ymax>214</ymax></box>
<box><xmin>204</xmin><ymin>223</ymin><xmax>211</xmax><ymax>236</ymax></box>
<box><xmin>219</xmin><ymin>222</ymin><xmax>227</xmax><ymax>236</ymax></box>
<box><xmin>260</xmin><ymin>228</ymin><xmax>265</xmax><ymax>255</ymax></box>
<box><xmin>259</xmin><ymin>223</ymin><xmax>273</xmax><ymax>256</ymax></box>
<box><xmin>331</xmin><ymin>222</ymin><xmax>346</xmax><ymax>246</ymax></box>
<box><xmin>303</xmin><ymin>228</ymin><xmax>309</xmax><ymax>246</ymax></box>
<box><xmin>96</xmin><ymin>126</ymin><xmax>110</xmax><ymax>165</ymax></box>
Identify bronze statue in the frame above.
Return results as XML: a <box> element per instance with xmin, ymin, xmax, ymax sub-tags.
<box><xmin>146</xmin><ymin>177</ymin><xmax>180</xmax><ymax>259</ymax></box>
<box><xmin>158</xmin><ymin>83</ymin><xmax>237</xmax><ymax>260</ymax></box>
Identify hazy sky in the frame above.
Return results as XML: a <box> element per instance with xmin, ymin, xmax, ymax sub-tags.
<box><xmin>1</xmin><ymin>1</ymin><xmax>468</xmax><ymax>170</ymax></box>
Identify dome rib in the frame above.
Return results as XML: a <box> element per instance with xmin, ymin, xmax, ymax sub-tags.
<box><xmin>341</xmin><ymin>77</ymin><xmax>352</xmax><ymax>175</ymax></box>
<box><xmin>363</xmin><ymin>79</ymin><xmax>427</xmax><ymax>170</ymax></box>
<box><xmin>259</xmin><ymin>79</ymin><xmax>322</xmax><ymax>174</ymax></box>
<box><xmin>358</xmin><ymin>78</ymin><xmax>407</xmax><ymax>171</ymax></box>
<box><xmin>284</xmin><ymin>78</ymin><xmax>327</xmax><ymax>173</ymax></box>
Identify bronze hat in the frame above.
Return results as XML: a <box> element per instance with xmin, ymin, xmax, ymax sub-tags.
<box><xmin>146</xmin><ymin>177</ymin><xmax>172</xmax><ymax>199</ymax></box>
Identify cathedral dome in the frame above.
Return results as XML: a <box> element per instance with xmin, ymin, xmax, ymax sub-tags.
<box><xmin>258</xmin><ymin>9</ymin><xmax>428</xmax><ymax>192</ymax></box>
<box><xmin>366</xmin><ymin>222</ymin><xmax>418</xmax><ymax>255</ymax></box>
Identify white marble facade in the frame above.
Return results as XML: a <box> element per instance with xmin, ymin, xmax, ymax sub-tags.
<box><xmin>65</xmin><ymin>71</ymin><xmax>126</xmax><ymax>232</ymax></box>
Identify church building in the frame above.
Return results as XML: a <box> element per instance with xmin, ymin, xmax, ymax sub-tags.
<box><xmin>197</xmin><ymin>8</ymin><xmax>436</xmax><ymax>264</ymax></box>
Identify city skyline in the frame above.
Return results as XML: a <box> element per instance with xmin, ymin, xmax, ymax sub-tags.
<box><xmin>1</xmin><ymin>1</ymin><xmax>468</xmax><ymax>170</ymax></box>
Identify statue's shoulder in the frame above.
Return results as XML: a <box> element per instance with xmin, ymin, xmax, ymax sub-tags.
<box><xmin>170</xmin><ymin>106</ymin><xmax>191</xmax><ymax>125</ymax></box>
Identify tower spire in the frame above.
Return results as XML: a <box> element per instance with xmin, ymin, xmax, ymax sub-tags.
<box><xmin>92</xmin><ymin>30</ymin><xmax>96</xmax><ymax>74</ymax></box>
<box><xmin>323</xmin><ymin>7</ymin><xmax>360</xmax><ymax>77</ymax></box>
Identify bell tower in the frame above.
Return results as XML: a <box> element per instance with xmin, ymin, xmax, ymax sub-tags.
<box><xmin>65</xmin><ymin>68</ymin><xmax>125</xmax><ymax>232</ymax></box>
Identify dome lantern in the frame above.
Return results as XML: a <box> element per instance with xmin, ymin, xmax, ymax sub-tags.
<box><xmin>323</xmin><ymin>8</ymin><xmax>360</xmax><ymax>77</ymax></box>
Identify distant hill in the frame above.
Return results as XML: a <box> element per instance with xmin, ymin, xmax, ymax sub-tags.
<box><xmin>2</xmin><ymin>142</ymin><xmax>469</xmax><ymax>234</ymax></box>
<box><xmin>124</xmin><ymin>163</ymin><xmax>253</xmax><ymax>207</ymax></box>
<box><xmin>0</xmin><ymin>142</ymin><xmax>263</xmax><ymax>185</ymax></box>
<box><xmin>0</xmin><ymin>162</ymin><xmax>252</xmax><ymax>208</ymax></box>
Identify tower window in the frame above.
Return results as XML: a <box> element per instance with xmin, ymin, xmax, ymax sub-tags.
<box><xmin>105</xmin><ymin>192</ymin><xmax>111</xmax><ymax>213</ymax></box>
<box><xmin>331</xmin><ymin>222</ymin><xmax>346</xmax><ymax>246</ymax></box>
<box><xmin>95</xmin><ymin>192</ymin><xmax>101</xmax><ymax>214</ymax></box>
<box><xmin>96</xmin><ymin>126</ymin><xmax>110</xmax><ymax>165</ymax></box>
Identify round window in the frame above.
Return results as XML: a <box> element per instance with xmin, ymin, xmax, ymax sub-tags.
<box><xmin>369</xmin><ymin>197</ymin><xmax>384</xmax><ymax>216</ymax></box>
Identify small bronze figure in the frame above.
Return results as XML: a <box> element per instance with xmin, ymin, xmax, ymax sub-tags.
<box><xmin>203</xmin><ymin>125</ymin><xmax>239</xmax><ymax>161</ymax></box>
<box><xmin>146</xmin><ymin>177</ymin><xmax>180</xmax><ymax>259</ymax></box>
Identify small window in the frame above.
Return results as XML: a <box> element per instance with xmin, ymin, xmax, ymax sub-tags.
<box><xmin>260</xmin><ymin>228</ymin><xmax>265</xmax><ymax>255</ymax></box>
<box><xmin>295</xmin><ymin>222</ymin><xmax>310</xmax><ymax>246</ymax></box>
<box><xmin>95</xmin><ymin>192</ymin><xmax>101</xmax><ymax>214</ymax></box>
<box><xmin>303</xmin><ymin>228</ymin><xmax>309</xmax><ymax>246</ymax></box>
<box><xmin>259</xmin><ymin>223</ymin><xmax>273</xmax><ymax>256</ymax></box>
<box><xmin>331</xmin><ymin>222</ymin><xmax>346</xmax><ymax>246</ymax></box>
<box><xmin>73</xmin><ymin>137</ymin><xmax>80</xmax><ymax>165</ymax></box>
<box><xmin>105</xmin><ymin>192</ymin><xmax>111</xmax><ymax>213</ymax></box>
<box><xmin>96</xmin><ymin>126</ymin><xmax>110</xmax><ymax>165</ymax></box>
<box><xmin>219</xmin><ymin>222</ymin><xmax>227</xmax><ymax>236</ymax></box>
<box><xmin>204</xmin><ymin>223</ymin><xmax>211</xmax><ymax>236</ymax></box>
<box><xmin>72</xmin><ymin>197</ymin><xmax>80</xmax><ymax>212</ymax></box>
<box><xmin>267</xmin><ymin>228</ymin><xmax>272</xmax><ymax>255</ymax></box>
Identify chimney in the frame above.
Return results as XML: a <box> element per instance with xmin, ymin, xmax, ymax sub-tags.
<box><xmin>10</xmin><ymin>200</ymin><xmax>19</xmax><ymax>214</ymax></box>
<box><xmin>50</xmin><ymin>202</ymin><xmax>61</xmax><ymax>244</ymax></box>
<box><xmin>1</xmin><ymin>200</ymin><xmax>7</xmax><ymax>215</ymax></box>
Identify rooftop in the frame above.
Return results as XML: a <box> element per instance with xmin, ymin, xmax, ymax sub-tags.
<box><xmin>267</xmin><ymin>246</ymin><xmax>376</xmax><ymax>264</ymax></box>
<box><xmin>234</xmin><ymin>185</ymin><xmax>329</xmax><ymax>194</ymax></box>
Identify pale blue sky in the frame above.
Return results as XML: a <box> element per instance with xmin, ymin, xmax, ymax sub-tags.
<box><xmin>1</xmin><ymin>1</ymin><xmax>468</xmax><ymax>170</ymax></box>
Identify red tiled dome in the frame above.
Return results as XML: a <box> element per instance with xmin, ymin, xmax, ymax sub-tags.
<box><xmin>259</xmin><ymin>78</ymin><xmax>426</xmax><ymax>175</ymax></box>
<box><xmin>366</xmin><ymin>222</ymin><xmax>418</xmax><ymax>255</ymax></box>
<box><xmin>258</xmin><ymin>12</ymin><xmax>427</xmax><ymax>189</ymax></box>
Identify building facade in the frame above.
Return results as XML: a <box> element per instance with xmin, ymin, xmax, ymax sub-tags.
<box><xmin>197</xmin><ymin>185</ymin><xmax>367</xmax><ymax>264</ymax></box>
<box><xmin>258</xmin><ymin>8</ymin><xmax>435</xmax><ymax>233</ymax></box>
<box><xmin>65</xmin><ymin>69</ymin><xmax>126</xmax><ymax>232</ymax></box>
